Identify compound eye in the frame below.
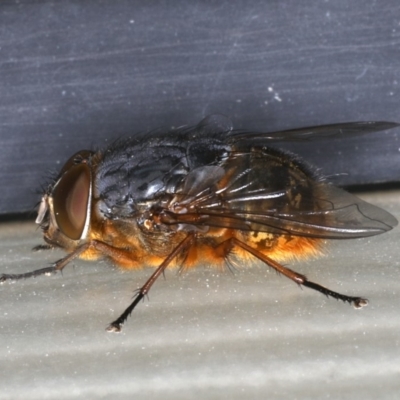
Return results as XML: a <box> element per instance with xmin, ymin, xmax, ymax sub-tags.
<box><xmin>52</xmin><ymin>163</ymin><xmax>91</xmax><ymax>240</ymax></box>
<box><xmin>56</xmin><ymin>150</ymin><xmax>93</xmax><ymax>178</ymax></box>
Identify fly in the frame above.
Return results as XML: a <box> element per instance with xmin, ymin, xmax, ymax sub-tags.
<box><xmin>1</xmin><ymin>115</ymin><xmax>398</xmax><ymax>332</ymax></box>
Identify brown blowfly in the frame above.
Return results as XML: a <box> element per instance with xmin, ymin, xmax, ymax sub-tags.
<box><xmin>1</xmin><ymin>115</ymin><xmax>398</xmax><ymax>332</ymax></box>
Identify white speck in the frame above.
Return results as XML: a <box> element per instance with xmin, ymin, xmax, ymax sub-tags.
<box><xmin>326</xmin><ymin>11</ymin><xmax>330</xmax><ymax>18</ymax></box>
<box><xmin>268</xmin><ymin>87</ymin><xmax>273</xmax><ymax>92</ymax></box>
<box><xmin>264</xmin><ymin>100</ymin><xmax>269</xmax><ymax>105</ymax></box>
<box><xmin>274</xmin><ymin>93</ymin><xmax>282</xmax><ymax>102</ymax></box>
<box><xmin>236</xmin><ymin>99</ymin><xmax>242</xmax><ymax>103</ymax></box>
<box><xmin>129</xmin><ymin>20</ymin><xmax>135</xmax><ymax>24</ymax></box>
<box><xmin>61</xmin><ymin>90</ymin><xmax>67</xmax><ymax>96</ymax></box>
<box><xmin>356</xmin><ymin>67</ymin><xmax>368</xmax><ymax>80</ymax></box>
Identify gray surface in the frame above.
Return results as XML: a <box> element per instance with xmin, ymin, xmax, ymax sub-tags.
<box><xmin>1</xmin><ymin>0</ymin><xmax>400</xmax><ymax>214</ymax></box>
<box><xmin>1</xmin><ymin>190</ymin><xmax>399</xmax><ymax>399</ymax></box>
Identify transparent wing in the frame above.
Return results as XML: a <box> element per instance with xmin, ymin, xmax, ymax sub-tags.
<box><xmin>162</xmin><ymin>149</ymin><xmax>397</xmax><ymax>238</ymax></box>
<box><xmin>229</xmin><ymin>121</ymin><xmax>399</xmax><ymax>143</ymax></box>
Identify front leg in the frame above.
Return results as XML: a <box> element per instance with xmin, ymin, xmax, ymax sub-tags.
<box><xmin>1</xmin><ymin>242</ymin><xmax>92</xmax><ymax>282</ymax></box>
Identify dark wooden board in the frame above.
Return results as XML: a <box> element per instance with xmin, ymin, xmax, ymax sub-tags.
<box><xmin>1</xmin><ymin>0</ymin><xmax>399</xmax><ymax>214</ymax></box>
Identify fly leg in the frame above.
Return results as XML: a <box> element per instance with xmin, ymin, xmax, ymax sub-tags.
<box><xmin>1</xmin><ymin>239</ymin><xmax>136</xmax><ymax>283</ymax></box>
<box><xmin>32</xmin><ymin>244</ymin><xmax>54</xmax><ymax>251</ymax></box>
<box><xmin>219</xmin><ymin>237</ymin><xmax>368</xmax><ymax>309</ymax></box>
<box><xmin>0</xmin><ymin>242</ymin><xmax>92</xmax><ymax>282</ymax></box>
<box><xmin>107</xmin><ymin>233</ymin><xmax>195</xmax><ymax>333</ymax></box>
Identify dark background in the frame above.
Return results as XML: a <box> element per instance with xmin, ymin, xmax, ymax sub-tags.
<box><xmin>1</xmin><ymin>0</ymin><xmax>399</xmax><ymax>215</ymax></box>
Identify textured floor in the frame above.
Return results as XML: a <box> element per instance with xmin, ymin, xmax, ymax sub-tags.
<box><xmin>1</xmin><ymin>190</ymin><xmax>399</xmax><ymax>400</ymax></box>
